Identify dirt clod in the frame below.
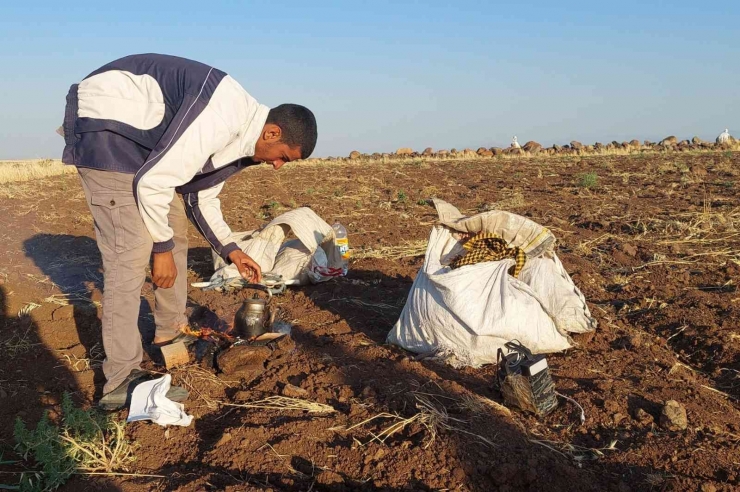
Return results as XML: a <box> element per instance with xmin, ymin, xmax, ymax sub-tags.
<box><xmin>216</xmin><ymin>345</ymin><xmax>271</xmax><ymax>381</ymax></box>
<box><xmin>628</xmin><ymin>333</ymin><xmax>643</xmax><ymax>348</ymax></box>
<box><xmin>281</xmin><ymin>383</ymin><xmax>308</xmax><ymax>398</ymax></box>
<box><xmin>267</xmin><ymin>333</ymin><xmax>295</xmax><ymax>356</ymax></box>
<box><xmin>660</xmin><ymin>400</ymin><xmax>688</xmax><ymax>431</ymax></box>
<box><xmin>215</xmin><ymin>432</ymin><xmax>232</xmax><ymax>447</ymax></box>
<box><xmin>635</xmin><ymin>408</ymin><xmax>654</xmax><ymax>424</ymax></box>
<box><xmin>621</xmin><ymin>243</ymin><xmax>637</xmax><ymax>257</ymax></box>
<box><xmin>317</xmin><ymin>469</ymin><xmax>344</xmax><ymax>485</ymax></box>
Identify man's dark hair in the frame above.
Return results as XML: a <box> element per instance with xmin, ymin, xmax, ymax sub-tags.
<box><xmin>266</xmin><ymin>104</ymin><xmax>317</xmax><ymax>159</ymax></box>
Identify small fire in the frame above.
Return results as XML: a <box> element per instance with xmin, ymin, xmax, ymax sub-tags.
<box><xmin>181</xmin><ymin>324</ymin><xmax>235</xmax><ymax>343</ymax></box>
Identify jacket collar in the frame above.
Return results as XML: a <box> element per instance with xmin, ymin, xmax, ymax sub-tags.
<box><xmin>210</xmin><ymin>103</ymin><xmax>270</xmax><ymax>168</ymax></box>
<box><xmin>239</xmin><ymin>103</ymin><xmax>270</xmax><ymax>157</ymax></box>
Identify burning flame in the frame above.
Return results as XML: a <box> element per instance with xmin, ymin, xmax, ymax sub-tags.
<box><xmin>181</xmin><ymin>324</ymin><xmax>235</xmax><ymax>343</ymax></box>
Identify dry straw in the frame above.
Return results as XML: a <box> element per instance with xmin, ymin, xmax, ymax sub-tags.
<box><xmin>346</xmin><ymin>393</ymin><xmax>496</xmax><ymax>449</ymax></box>
<box><xmin>220</xmin><ymin>396</ymin><xmax>336</xmax><ymax>414</ymax></box>
<box><xmin>0</xmin><ymin>159</ymin><xmax>76</xmax><ymax>184</ymax></box>
<box><xmin>58</xmin><ymin>419</ymin><xmax>133</xmax><ymax>473</ymax></box>
<box><xmin>171</xmin><ymin>365</ymin><xmax>336</xmax><ymax>414</ymax></box>
<box><xmin>352</xmin><ymin>240</ymin><xmax>428</xmax><ymax>260</ymax></box>
<box><xmin>529</xmin><ymin>438</ymin><xmax>618</xmax><ymax>462</ymax></box>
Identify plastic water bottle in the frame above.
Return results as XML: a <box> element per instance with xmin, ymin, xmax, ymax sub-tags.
<box><xmin>332</xmin><ymin>222</ymin><xmax>350</xmax><ymax>275</ymax></box>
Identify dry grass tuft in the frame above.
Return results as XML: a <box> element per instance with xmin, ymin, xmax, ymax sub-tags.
<box><xmin>327</xmin><ymin>297</ymin><xmax>401</xmax><ymax>315</ymax></box>
<box><xmin>352</xmin><ymin>240</ymin><xmax>428</xmax><ymax>260</ymax></box>
<box><xmin>169</xmin><ymin>365</ymin><xmax>240</xmax><ymax>410</ymax></box>
<box><xmin>44</xmin><ymin>293</ymin><xmax>101</xmax><ymax>308</ymax></box>
<box><xmin>529</xmin><ymin>438</ymin><xmax>618</xmax><ymax>462</ymax></box>
<box><xmin>346</xmin><ymin>411</ymin><xmax>433</xmax><ymax>447</ymax></box>
<box><xmin>0</xmin><ymin>324</ymin><xmax>39</xmax><ymax>358</ymax></box>
<box><xmin>170</xmin><ymin>367</ymin><xmax>335</xmax><ymax>414</ymax></box>
<box><xmin>58</xmin><ymin>343</ymin><xmax>105</xmax><ymax>373</ymax></box>
<box><xmin>14</xmin><ymin>393</ymin><xmax>135</xmax><ymax>490</ymax></box>
<box><xmin>456</xmin><ymin>393</ymin><xmax>513</xmax><ymax>417</ymax></box>
<box><xmin>0</xmin><ymin>159</ymin><xmax>75</xmax><ymax>185</ymax></box>
<box><xmin>18</xmin><ymin>302</ymin><xmax>41</xmax><ymax>316</ymax></box>
<box><xmin>347</xmin><ymin>393</ymin><xmax>496</xmax><ymax>449</ymax></box>
<box><xmin>220</xmin><ymin>395</ymin><xmax>336</xmax><ymax>414</ymax></box>
<box><xmin>479</xmin><ymin>190</ymin><xmax>527</xmax><ymax>211</ymax></box>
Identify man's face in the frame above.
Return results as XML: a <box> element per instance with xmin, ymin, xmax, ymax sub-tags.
<box><xmin>253</xmin><ymin>123</ymin><xmax>302</xmax><ymax>169</ymax></box>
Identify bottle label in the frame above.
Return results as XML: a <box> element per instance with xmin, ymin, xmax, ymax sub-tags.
<box><xmin>335</xmin><ymin>237</ymin><xmax>350</xmax><ymax>259</ymax></box>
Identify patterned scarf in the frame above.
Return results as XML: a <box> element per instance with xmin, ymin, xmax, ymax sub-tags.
<box><xmin>450</xmin><ymin>232</ymin><xmax>526</xmax><ymax>277</ymax></box>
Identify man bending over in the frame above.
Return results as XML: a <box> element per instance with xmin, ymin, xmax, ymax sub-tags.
<box><xmin>61</xmin><ymin>53</ymin><xmax>317</xmax><ymax>409</ymax></box>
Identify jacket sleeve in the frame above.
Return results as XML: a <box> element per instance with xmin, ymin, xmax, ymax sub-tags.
<box><xmin>182</xmin><ymin>183</ymin><xmax>239</xmax><ymax>261</ymax></box>
<box><xmin>133</xmin><ymin>73</ymin><xmax>247</xmax><ymax>253</ymax></box>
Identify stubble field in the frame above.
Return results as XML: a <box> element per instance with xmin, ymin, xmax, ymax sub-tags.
<box><xmin>0</xmin><ymin>151</ymin><xmax>739</xmax><ymax>491</ymax></box>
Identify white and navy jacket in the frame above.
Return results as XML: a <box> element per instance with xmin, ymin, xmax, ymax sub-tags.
<box><xmin>62</xmin><ymin>53</ymin><xmax>269</xmax><ymax>260</ymax></box>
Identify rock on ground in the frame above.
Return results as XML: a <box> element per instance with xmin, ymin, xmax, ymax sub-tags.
<box><xmin>522</xmin><ymin>141</ymin><xmax>542</xmax><ymax>153</ymax></box>
<box><xmin>282</xmin><ymin>383</ymin><xmax>308</xmax><ymax>398</ymax></box>
<box><xmin>660</xmin><ymin>136</ymin><xmax>678</xmax><ymax>146</ymax></box>
<box><xmin>660</xmin><ymin>400</ymin><xmax>688</xmax><ymax>431</ymax></box>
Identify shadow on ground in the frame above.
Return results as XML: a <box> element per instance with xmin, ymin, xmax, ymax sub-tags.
<box><xmin>23</xmin><ymin>233</ymin><xmax>161</xmax><ymax>399</ymax></box>
<box><xmin>0</xmin><ymin>286</ymin><xmax>123</xmax><ymax>491</ymax></box>
<box><xmin>156</xmin><ymin>265</ymin><xmax>672</xmax><ymax>491</ymax></box>
<box><xmin>10</xmin><ymin>236</ymin><xmax>675</xmax><ymax>491</ymax></box>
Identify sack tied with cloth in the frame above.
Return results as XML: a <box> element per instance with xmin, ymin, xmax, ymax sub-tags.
<box><xmin>387</xmin><ymin>199</ymin><xmax>597</xmax><ymax>367</ymax></box>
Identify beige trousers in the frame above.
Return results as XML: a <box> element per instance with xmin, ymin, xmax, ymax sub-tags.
<box><xmin>78</xmin><ymin>168</ymin><xmax>188</xmax><ymax>393</ymax></box>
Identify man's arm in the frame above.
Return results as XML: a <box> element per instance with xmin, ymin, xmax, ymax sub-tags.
<box><xmin>182</xmin><ymin>182</ymin><xmax>236</xmax><ymax>259</ymax></box>
<box><xmin>133</xmin><ymin>101</ymin><xmax>232</xmax><ymax>288</ymax></box>
<box><xmin>182</xmin><ymin>184</ymin><xmax>262</xmax><ymax>282</ymax></box>
<box><xmin>134</xmin><ymin>73</ymin><xmax>262</xmax><ymax>286</ymax></box>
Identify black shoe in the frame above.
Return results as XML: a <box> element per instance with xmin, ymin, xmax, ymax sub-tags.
<box><xmin>98</xmin><ymin>369</ymin><xmax>189</xmax><ymax>411</ymax></box>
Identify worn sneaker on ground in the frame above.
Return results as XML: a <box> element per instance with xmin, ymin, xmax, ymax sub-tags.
<box><xmin>98</xmin><ymin>369</ymin><xmax>188</xmax><ymax>411</ymax></box>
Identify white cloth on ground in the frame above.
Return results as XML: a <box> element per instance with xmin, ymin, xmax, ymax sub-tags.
<box><xmin>126</xmin><ymin>374</ymin><xmax>193</xmax><ymax>427</ymax></box>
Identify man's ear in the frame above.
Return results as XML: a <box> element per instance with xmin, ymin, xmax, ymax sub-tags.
<box><xmin>262</xmin><ymin>123</ymin><xmax>282</xmax><ymax>142</ymax></box>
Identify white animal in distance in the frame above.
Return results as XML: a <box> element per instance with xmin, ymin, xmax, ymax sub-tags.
<box><xmin>717</xmin><ymin>128</ymin><xmax>731</xmax><ymax>144</ymax></box>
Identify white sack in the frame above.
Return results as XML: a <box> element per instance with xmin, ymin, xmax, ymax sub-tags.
<box><xmin>210</xmin><ymin>207</ymin><xmax>345</xmax><ymax>285</ymax></box>
<box><xmin>386</xmin><ymin>199</ymin><xmax>596</xmax><ymax>367</ymax></box>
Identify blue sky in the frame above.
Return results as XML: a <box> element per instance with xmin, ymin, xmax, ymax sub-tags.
<box><xmin>1</xmin><ymin>1</ymin><xmax>738</xmax><ymax>159</ymax></box>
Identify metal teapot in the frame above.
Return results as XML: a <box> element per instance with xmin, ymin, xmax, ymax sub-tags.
<box><xmin>233</xmin><ymin>285</ymin><xmax>275</xmax><ymax>340</ymax></box>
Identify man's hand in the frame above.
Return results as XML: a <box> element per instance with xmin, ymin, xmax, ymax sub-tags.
<box><xmin>152</xmin><ymin>251</ymin><xmax>177</xmax><ymax>288</ymax></box>
<box><xmin>228</xmin><ymin>250</ymin><xmax>262</xmax><ymax>283</ymax></box>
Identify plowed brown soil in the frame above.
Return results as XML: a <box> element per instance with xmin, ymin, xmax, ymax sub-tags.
<box><xmin>1</xmin><ymin>152</ymin><xmax>739</xmax><ymax>491</ymax></box>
